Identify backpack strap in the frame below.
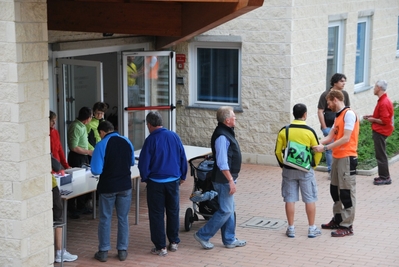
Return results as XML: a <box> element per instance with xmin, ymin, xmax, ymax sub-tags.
<box><xmin>285</xmin><ymin>124</ymin><xmax>319</xmax><ymax>145</ymax></box>
<box><xmin>285</xmin><ymin>125</ymin><xmax>289</xmax><ymax>144</ymax></box>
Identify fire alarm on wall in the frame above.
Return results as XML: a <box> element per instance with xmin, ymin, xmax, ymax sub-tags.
<box><xmin>176</xmin><ymin>54</ymin><xmax>186</xmax><ymax>69</ymax></box>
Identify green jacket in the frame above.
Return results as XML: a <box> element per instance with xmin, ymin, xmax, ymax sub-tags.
<box><xmin>86</xmin><ymin>117</ymin><xmax>102</xmax><ymax>150</ymax></box>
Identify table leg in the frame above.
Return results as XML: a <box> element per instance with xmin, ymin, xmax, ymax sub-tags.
<box><xmin>62</xmin><ymin>199</ymin><xmax>68</xmax><ymax>249</ymax></box>
<box><xmin>93</xmin><ymin>191</ymin><xmax>96</xmax><ymax>219</ymax></box>
<box><xmin>135</xmin><ymin>178</ymin><xmax>140</xmax><ymax>225</ymax></box>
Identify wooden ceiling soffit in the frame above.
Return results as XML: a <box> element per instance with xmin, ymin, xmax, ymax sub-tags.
<box><xmin>156</xmin><ymin>0</ymin><xmax>264</xmax><ymax>49</ymax></box>
<box><xmin>47</xmin><ymin>0</ymin><xmax>264</xmax><ymax>49</ymax></box>
<box><xmin>47</xmin><ymin>1</ymin><xmax>182</xmax><ymax>36</ymax></box>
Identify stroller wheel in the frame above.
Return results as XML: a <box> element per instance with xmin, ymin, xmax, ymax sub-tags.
<box><xmin>193</xmin><ymin>213</ymin><xmax>199</xmax><ymax>221</ymax></box>
<box><xmin>184</xmin><ymin>208</ymin><xmax>194</xmax><ymax>231</ymax></box>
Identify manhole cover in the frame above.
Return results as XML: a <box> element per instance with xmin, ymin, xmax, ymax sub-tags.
<box><xmin>239</xmin><ymin>217</ymin><xmax>287</xmax><ymax>230</ymax></box>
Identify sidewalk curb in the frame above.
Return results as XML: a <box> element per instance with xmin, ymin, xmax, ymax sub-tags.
<box><xmin>315</xmin><ymin>154</ymin><xmax>399</xmax><ymax>176</ymax></box>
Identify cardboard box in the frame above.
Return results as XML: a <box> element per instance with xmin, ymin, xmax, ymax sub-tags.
<box><xmin>54</xmin><ymin>173</ymin><xmax>72</xmax><ymax>187</ymax></box>
<box><xmin>65</xmin><ymin>168</ymin><xmax>86</xmax><ymax>181</ymax></box>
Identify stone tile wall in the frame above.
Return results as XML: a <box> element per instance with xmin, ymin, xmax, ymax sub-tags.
<box><xmin>45</xmin><ymin>2</ymin><xmax>399</xmax><ymax>166</ymax></box>
<box><xmin>1</xmin><ymin>1</ymin><xmax>399</xmax><ymax>263</ymax></box>
<box><xmin>0</xmin><ymin>0</ymin><xmax>52</xmax><ymax>266</ymax></box>
<box><xmin>175</xmin><ymin>2</ymin><xmax>399</xmax><ymax>165</ymax></box>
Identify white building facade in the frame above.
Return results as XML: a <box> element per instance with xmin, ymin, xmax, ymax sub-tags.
<box><xmin>175</xmin><ymin>1</ymin><xmax>399</xmax><ymax>165</ymax></box>
<box><xmin>1</xmin><ymin>0</ymin><xmax>399</xmax><ymax>265</ymax></box>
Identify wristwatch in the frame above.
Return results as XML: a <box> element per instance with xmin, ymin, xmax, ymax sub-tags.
<box><xmin>324</xmin><ymin>145</ymin><xmax>328</xmax><ymax>151</ymax></box>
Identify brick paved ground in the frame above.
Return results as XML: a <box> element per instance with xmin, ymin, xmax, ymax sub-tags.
<box><xmin>58</xmin><ymin>160</ymin><xmax>399</xmax><ymax>267</ymax></box>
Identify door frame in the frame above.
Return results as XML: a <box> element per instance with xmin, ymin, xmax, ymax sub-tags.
<box><xmin>120</xmin><ymin>51</ymin><xmax>176</xmax><ymax>151</ymax></box>
<box><xmin>49</xmin><ymin>42</ymin><xmax>151</xmax><ymax>153</ymax></box>
<box><xmin>121</xmin><ymin>51</ymin><xmax>176</xmax><ymax>140</ymax></box>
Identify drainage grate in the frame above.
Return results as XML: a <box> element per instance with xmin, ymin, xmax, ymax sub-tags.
<box><xmin>239</xmin><ymin>217</ymin><xmax>287</xmax><ymax>230</ymax></box>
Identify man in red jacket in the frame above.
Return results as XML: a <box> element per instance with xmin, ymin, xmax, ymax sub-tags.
<box><xmin>363</xmin><ymin>80</ymin><xmax>394</xmax><ymax>185</ymax></box>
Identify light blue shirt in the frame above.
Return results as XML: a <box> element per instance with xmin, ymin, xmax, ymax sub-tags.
<box><xmin>215</xmin><ymin>135</ymin><xmax>230</xmax><ymax>171</ymax></box>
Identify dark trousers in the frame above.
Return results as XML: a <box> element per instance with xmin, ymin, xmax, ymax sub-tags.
<box><xmin>372</xmin><ymin>130</ymin><xmax>390</xmax><ymax>179</ymax></box>
<box><xmin>52</xmin><ymin>186</ymin><xmax>63</xmax><ymax>222</ymax></box>
<box><xmin>146</xmin><ymin>179</ymin><xmax>180</xmax><ymax>250</ymax></box>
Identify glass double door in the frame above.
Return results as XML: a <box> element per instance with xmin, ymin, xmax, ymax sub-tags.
<box><xmin>56</xmin><ymin>51</ymin><xmax>175</xmax><ymax>153</ymax></box>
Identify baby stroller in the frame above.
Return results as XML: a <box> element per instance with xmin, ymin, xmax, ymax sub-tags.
<box><xmin>184</xmin><ymin>155</ymin><xmax>219</xmax><ymax>231</ymax></box>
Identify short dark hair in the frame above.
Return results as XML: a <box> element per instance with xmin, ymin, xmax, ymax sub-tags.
<box><xmin>77</xmin><ymin>107</ymin><xmax>92</xmax><ymax>121</ymax></box>
<box><xmin>92</xmin><ymin>102</ymin><xmax>108</xmax><ymax>113</ymax></box>
<box><xmin>293</xmin><ymin>103</ymin><xmax>307</xmax><ymax>119</ymax></box>
<box><xmin>146</xmin><ymin>111</ymin><xmax>163</xmax><ymax>127</ymax></box>
<box><xmin>49</xmin><ymin>110</ymin><xmax>56</xmax><ymax>120</ymax></box>
<box><xmin>97</xmin><ymin>120</ymin><xmax>114</xmax><ymax>133</ymax></box>
<box><xmin>330</xmin><ymin>73</ymin><xmax>347</xmax><ymax>87</ymax></box>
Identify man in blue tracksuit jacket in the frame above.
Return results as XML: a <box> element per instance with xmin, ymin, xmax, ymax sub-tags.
<box><xmin>138</xmin><ymin>111</ymin><xmax>187</xmax><ymax>256</ymax></box>
<box><xmin>91</xmin><ymin>120</ymin><xmax>135</xmax><ymax>262</ymax></box>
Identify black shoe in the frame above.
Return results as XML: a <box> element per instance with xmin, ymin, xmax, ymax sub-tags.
<box><xmin>69</xmin><ymin>212</ymin><xmax>80</xmax><ymax>219</ymax></box>
<box><xmin>118</xmin><ymin>250</ymin><xmax>127</xmax><ymax>261</ymax></box>
<box><xmin>373</xmin><ymin>177</ymin><xmax>392</xmax><ymax>185</ymax></box>
<box><xmin>94</xmin><ymin>251</ymin><xmax>108</xmax><ymax>262</ymax></box>
<box><xmin>82</xmin><ymin>208</ymin><xmax>93</xmax><ymax>214</ymax></box>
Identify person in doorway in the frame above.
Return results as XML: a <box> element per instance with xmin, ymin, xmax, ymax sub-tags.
<box><xmin>86</xmin><ymin>102</ymin><xmax>107</xmax><ymax>209</ymax></box>
<box><xmin>363</xmin><ymin>80</ymin><xmax>394</xmax><ymax>185</ymax></box>
<box><xmin>127</xmin><ymin>56</ymin><xmax>138</xmax><ymax>87</ymax></box>
<box><xmin>146</xmin><ymin>56</ymin><xmax>159</xmax><ymax>105</ymax></box>
<box><xmin>275</xmin><ymin>103</ymin><xmax>323</xmax><ymax>238</ymax></box>
<box><xmin>127</xmin><ymin>56</ymin><xmax>141</xmax><ymax>106</ymax></box>
<box><xmin>50</xmin><ymin>111</ymin><xmax>70</xmax><ymax>170</ymax></box>
<box><xmin>91</xmin><ymin>121</ymin><xmax>135</xmax><ymax>262</ymax></box>
<box><xmin>193</xmin><ymin>106</ymin><xmax>246</xmax><ymax>249</ymax></box>
<box><xmin>317</xmin><ymin>73</ymin><xmax>350</xmax><ymax>179</ymax></box>
<box><xmin>86</xmin><ymin>101</ymin><xmax>107</xmax><ymax>152</ymax></box>
<box><xmin>138</xmin><ymin>111</ymin><xmax>187</xmax><ymax>256</ymax></box>
<box><xmin>67</xmin><ymin>106</ymin><xmax>93</xmax><ymax>219</ymax></box>
<box><xmin>51</xmin><ymin>156</ymin><xmax>78</xmax><ymax>263</ymax></box>
<box><xmin>146</xmin><ymin>56</ymin><xmax>158</xmax><ymax>80</ymax></box>
<box><xmin>68</xmin><ymin>106</ymin><xmax>93</xmax><ymax>166</ymax></box>
<box><xmin>314</xmin><ymin>90</ymin><xmax>359</xmax><ymax>237</ymax></box>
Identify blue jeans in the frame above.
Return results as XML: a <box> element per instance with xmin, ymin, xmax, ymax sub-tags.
<box><xmin>98</xmin><ymin>189</ymin><xmax>132</xmax><ymax>251</ymax></box>
<box><xmin>197</xmin><ymin>182</ymin><xmax>236</xmax><ymax>245</ymax></box>
<box><xmin>147</xmin><ymin>179</ymin><xmax>180</xmax><ymax>250</ymax></box>
<box><xmin>322</xmin><ymin>127</ymin><xmax>332</xmax><ymax>173</ymax></box>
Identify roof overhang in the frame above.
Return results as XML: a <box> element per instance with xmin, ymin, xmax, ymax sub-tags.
<box><xmin>47</xmin><ymin>0</ymin><xmax>264</xmax><ymax>49</ymax></box>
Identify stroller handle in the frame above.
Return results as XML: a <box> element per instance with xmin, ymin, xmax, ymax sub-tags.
<box><xmin>188</xmin><ymin>154</ymin><xmax>213</xmax><ymax>177</ymax></box>
<box><xmin>188</xmin><ymin>154</ymin><xmax>212</xmax><ymax>165</ymax></box>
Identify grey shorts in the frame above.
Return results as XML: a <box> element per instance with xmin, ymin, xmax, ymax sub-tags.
<box><xmin>281</xmin><ymin>167</ymin><xmax>318</xmax><ymax>203</ymax></box>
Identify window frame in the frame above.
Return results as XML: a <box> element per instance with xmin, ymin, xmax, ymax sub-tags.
<box><xmin>326</xmin><ymin>20</ymin><xmax>345</xmax><ymax>90</ymax></box>
<box><xmin>354</xmin><ymin>16</ymin><xmax>371</xmax><ymax>92</ymax></box>
<box><xmin>188</xmin><ymin>41</ymin><xmax>242</xmax><ymax>109</ymax></box>
<box><xmin>396</xmin><ymin>16</ymin><xmax>399</xmax><ymax>57</ymax></box>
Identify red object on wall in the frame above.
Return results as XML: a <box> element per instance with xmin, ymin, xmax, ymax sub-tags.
<box><xmin>176</xmin><ymin>54</ymin><xmax>186</xmax><ymax>69</ymax></box>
